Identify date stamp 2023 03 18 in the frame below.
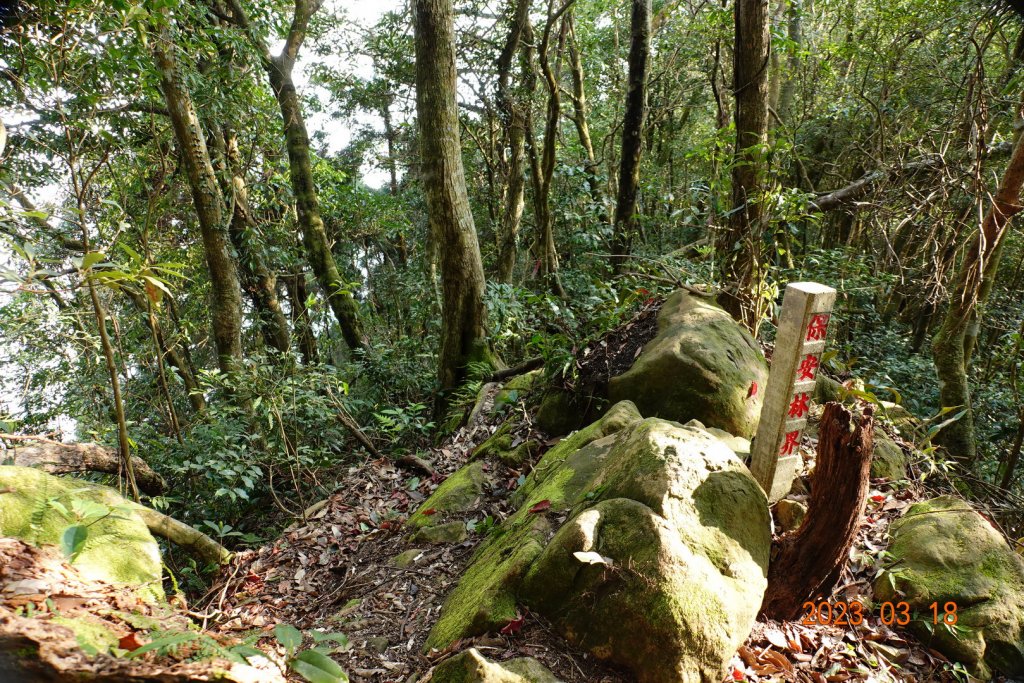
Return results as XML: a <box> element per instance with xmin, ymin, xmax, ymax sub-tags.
<box><xmin>800</xmin><ymin>600</ymin><xmax>960</xmax><ymax>627</ymax></box>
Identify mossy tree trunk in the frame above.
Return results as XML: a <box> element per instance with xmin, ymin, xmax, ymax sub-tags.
<box><xmin>532</xmin><ymin>0</ymin><xmax>572</xmax><ymax>297</ymax></box>
<box><xmin>209</xmin><ymin>126</ymin><xmax>292</xmax><ymax>356</ymax></box>
<box><xmin>566</xmin><ymin>15</ymin><xmax>608</xmax><ymax>226</ymax></box>
<box><xmin>413</xmin><ymin>0</ymin><xmax>498</xmax><ymax>407</ymax></box>
<box><xmin>717</xmin><ymin>0</ymin><xmax>771</xmax><ymax>331</ymax></box>
<box><xmin>610</xmin><ymin>0</ymin><xmax>652</xmax><ymax>273</ymax></box>
<box><xmin>932</xmin><ymin>131</ymin><xmax>1024</xmax><ymax>466</ymax></box>
<box><xmin>224</xmin><ymin>0</ymin><xmax>367</xmax><ymax>352</ymax></box>
<box><xmin>152</xmin><ymin>13</ymin><xmax>245</xmax><ymax>376</ymax></box>
<box><xmin>285</xmin><ymin>272</ymin><xmax>320</xmax><ymax>365</ymax></box>
<box><xmin>494</xmin><ymin>0</ymin><xmax>531</xmax><ymax>284</ymax></box>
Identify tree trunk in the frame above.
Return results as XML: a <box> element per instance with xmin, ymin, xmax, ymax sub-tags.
<box><xmin>413</xmin><ymin>0</ymin><xmax>497</xmax><ymax>405</ymax></box>
<box><xmin>760</xmin><ymin>403</ymin><xmax>875</xmax><ymax>621</ymax></box>
<box><xmin>152</xmin><ymin>16</ymin><xmax>244</xmax><ymax>376</ymax></box>
<box><xmin>494</xmin><ymin>0</ymin><xmax>531</xmax><ymax>284</ymax></box>
<box><xmin>533</xmin><ymin>0</ymin><xmax>572</xmax><ymax>297</ymax></box>
<box><xmin>210</xmin><ymin>128</ymin><xmax>292</xmax><ymax>355</ymax></box>
<box><xmin>932</xmin><ymin>132</ymin><xmax>1024</xmax><ymax>466</ymax></box>
<box><xmin>566</xmin><ymin>16</ymin><xmax>608</xmax><ymax>225</ymax></box>
<box><xmin>268</xmin><ymin>64</ymin><xmax>366</xmax><ymax>352</ymax></box>
<box><xmin>124</xmin><ymin>288</ymin><xmax>206</xmax><ymax>413</ymax></box>
<box><xmin>718</xmin><ymin>0</ymin><xmax>771</xmax><ymax>330</ymax></box>
<box><xmin>777</xmin><ymin>0</ymin><xmax>802</xmax><ymax>126</ymax></box>
<box><xmin>610</xmin><ymin>0</ymin><xmax>652</xmax><ymax>273</ymax></box>
<box><xmin>284</xmin><ymin>272</ymin><xmax>320</xmax><ymax>365</ymax></box>
<box><xmin>223</xmin><ymin>0</ymin><xmax>367</xmax><ymax>351</ymax></box>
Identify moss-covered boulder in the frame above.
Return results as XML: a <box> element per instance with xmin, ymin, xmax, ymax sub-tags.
<box><xmin>431</xmin><ymin>648</ymin><xmax>563</xmax><ymax>683</ymax></box>
<box><xmin>426</xmin><ymin>402</ymin><xmax>643</xmax><ymax>650</ymax></box>
<box><xmin>0</xmin><ymin>466</ymin><xmax>162</xmax><ymax>597</ymax></box>
<box><xmin>427</xmin><ymin>402</ymin><xmax>771</xmax><ymax>683</ymax></box>
<box><xmin>407</xmin><ymin>460</ymin><xmax>489</xmax><ymax>531</ymax></box>
<box><xmin>492</xmin><ymin>370</ymin><xmax>543</xmax><ymax>414</ymax></box>
<box><xmin>535</xmin><ymin>389</ymin><xmax>595</xmax><ymax>436</ymax></box>
<box><xmin>871</xmin><ymin>428</ymin><xmax>908</xmax><ymax>480</ymax></box>
<box><xmin>875</xmin><ymin>495</ymin><xmax>1024</xmax><ymax>678</ymax></box>
<box><xmin>607</xmin><ymin>291</ymin><xmax>768</xmax><ymax>439</ymax></box>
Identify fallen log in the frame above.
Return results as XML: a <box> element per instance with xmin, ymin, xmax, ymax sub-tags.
<box><xmin>130</xmin><ymin>505</ymin><xmax>231</xmax><ymax>567</ymax></box>
<box><xmin>3</xmin><ymin>440</ymin><xmax>165</xmax><ymax>496</ymax></box>
<box><xmin>759</xmin><ymin>403</ymin><xmax>875</xmax><ymax>620</ymax></box>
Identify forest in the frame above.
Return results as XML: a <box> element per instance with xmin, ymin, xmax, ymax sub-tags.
<box><xmin>3</xmin><ymin>0</ymin><xmax>1024</xmax><ymax>680</ymax></box>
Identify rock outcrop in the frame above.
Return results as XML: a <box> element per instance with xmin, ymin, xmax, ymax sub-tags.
<box><xmin>0</xmin><ymin>466</ymin><xmax>162</xmax><ymax>598</ymax></box>
<box><xmin>875</xmin><ymin>495</ymin><xmax>1024</xmax><ymax>678</ymax></box>
<box><xmin>423</xmin><ymin>402</ymin><xmax>771</xmax><ymax>683</ymax></box>
<box><xmin>607</xmin><ymin>291</ymin><xmax>768</xmax><ymax>439</ymax></box>
<box><xmin>430</xmin><ymin>648</ymin><xmax>562</xmax><ymax>683</ymax></box>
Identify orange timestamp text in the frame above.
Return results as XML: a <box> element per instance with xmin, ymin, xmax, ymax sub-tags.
<box><xmin>800</xmin><ymin>600</ymin><xmax>959</xmax><ymax>626</ymax></box>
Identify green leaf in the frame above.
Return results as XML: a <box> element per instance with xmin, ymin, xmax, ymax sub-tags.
<box><xmin>60</xmin><ymin>525</ymin><xmax>88</xmax><ymax>558</ymax></box>
<box><xmin>230</xmin><ymin>644</ymin><xmax>267</xmax><ymax>662</ymax></box>
<box><xmin>291</xmin><ymin>650</ymin><xmax>348</xmax><ymax>683</ymax></box>
<box><xmin>274</xmin><ymin>623</ymin><xmax>303</xmax><ymax>653</ymax></box>
<box><xmin>80</xmin><ymin>251</ymin><xmax>107</xmax><ymax>271</ymax></box>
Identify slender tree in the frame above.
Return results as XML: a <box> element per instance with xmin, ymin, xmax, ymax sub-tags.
<box><xmin>413</xmin><ymin>0</ymin><xmax>498</xmax><ymax>404</ymax></box>
<box><xmin>223</xmin><ymin>0</ymin><xmax>367</xmax><ymax>351</ymax></box>
<box><xmin>494</xmin><ymin>0</ymin><xmax>531</xmax><ymax>283</ymax></box>
<box><xmin>718</xmin><ymin>0</ymin><xmax>771</xmax><ymax>330</ymax></box>
<box><xmin>610</xmin><ymin>0</ymin><xmax>652</xmax><ymax>273</ymax></box>
<box><xmin>933</xmin><ymin>130</ymin><xmax>1024</xmax><ymax>466</ymax></box>
<box><xmin>151</xmin><ymin>11</ymin><xmax>245</xmax><ymax>375</ymax></box>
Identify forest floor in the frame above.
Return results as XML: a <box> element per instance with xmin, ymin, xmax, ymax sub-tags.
<box><xmin>0</xmin><ymin>302</ymin><xmax>1008</xmax><ymax>682</ymax></box>
<box><xmin>196</xmin><ymin>376</ymin><xmax>990</xmax><ymax>683</ymax></box>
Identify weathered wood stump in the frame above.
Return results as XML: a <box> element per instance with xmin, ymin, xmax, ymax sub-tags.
<box><xmin>760</xmin><ymin>402</ymin><xmax>874</xmax><ymax>620</ymax></box>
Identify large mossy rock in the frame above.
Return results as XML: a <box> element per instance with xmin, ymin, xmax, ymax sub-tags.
<box><xmin>607</xmin><ymin>291</ymin><xmax>768</xmax><ymax>439</ymax></box>
<box><xmin>0</xmin><ymin>466</ymin><xmax>163</xmax><ymax>596</ymax></box>
<box><xmin>406</xmin><ymin>460</ymin><xmax>489</xmax><ymax>531</ymax></box>
<box><xmin>431</xmin><ymin>648</ymin><xmax>563</xmax><ymax>683</ymax></box>
<box><xmin>875</xmin><ymin>495</ymin><xmax>1024</xmax><ymax>678</ymax></box>
<box><xmin>427</xmin><ymin>402</ymin><xmax>771</xmax><ymax>683</ymax></box>
<box><xmin>870</xmin><ymin>428</ymin><xmax>908</xmax><ymax>480</ymax></box>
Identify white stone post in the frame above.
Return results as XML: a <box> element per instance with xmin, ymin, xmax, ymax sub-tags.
<box><xmin>750</xmin><ymin>282</ymin><xmax>836</xmax><ymax>503</ymax></box>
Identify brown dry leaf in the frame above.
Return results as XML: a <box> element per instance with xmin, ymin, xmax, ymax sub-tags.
<box><xmin>765</xmin><ymin>627</ymin><xmax>789</xmax><ymax>650</ymax></box>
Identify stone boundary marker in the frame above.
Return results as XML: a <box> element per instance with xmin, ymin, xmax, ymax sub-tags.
<box><xmin>751</xmin><ymin>282</ymin><xmax>836</xmax><ymax>503</ymax></box>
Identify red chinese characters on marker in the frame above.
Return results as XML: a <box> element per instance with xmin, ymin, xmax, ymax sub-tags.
<box><xmin>797</xmin><ymin>354</ymin><xmax>819</xmax><ymax>381</ymax></box>
<box><xmin>806</xmin><ymin>313</ymin><xmax>830</xmax><ymax>342</ymax></box>
<box><xmin>788</xmin><ymin>392</ymin><xmax>811</xmax><ymax>419</ymax></box>
<box><xmin>780</xmin><ymin>430</ymin><xmax>801</xmax><ymax>456</ymax></box>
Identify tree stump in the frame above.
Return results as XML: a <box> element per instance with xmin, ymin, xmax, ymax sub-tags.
<box><xmin>759</xmin><ymin>402</ymin><xmax>875</xmax><ymax>621</ymax></box>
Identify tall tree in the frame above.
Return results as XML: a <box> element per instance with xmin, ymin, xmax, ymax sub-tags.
<box><xmin>932</xmin><ymin>130</ymin><xmax>1024</xmax><ymax>467</ymax></box>
<box><xmin>531</xmin><ymin>0</ymin><xmax>573</xmax><ymax>296</ymax></box>
<box><xmin>151</xmin><ymin>11</ymin><xmax>245</xmax><ymax>375</ymax></box>
<box><xmin>209</xmin><ymin>126</ymin><xmax>292</xmax><ymax>355</ymax></box>
<box><xmin>223</xmin><ymin>0</ymin><xmax>367</xmax><ymax>351</ymax></box>
<box><xmin>494</xmin><ymin>0</ymin><xmax>531</xmax><ymax>283</ymax></box>
<box><xmin>718</xmin><ymin>0</ymin><xmax>771</xmax><ymax>330</ymax></box>
<box><xmin>413</xmin><ymin>0</ymin><xmax>497</xmax><ymax>403</ymax></box>
<box><xmin>610</xmin><ymin>0</ymin><xmax>652</xmax><ymax>273</ymax></box>
<box><xmin>565</xmin><ymin>15</ymin><xmax>608</xmax><ymax>224</ymax></box>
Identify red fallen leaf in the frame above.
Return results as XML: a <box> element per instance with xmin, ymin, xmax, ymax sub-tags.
<box><xmin>528</xmin><ymin>500</ymin><xmax>551</xmax><ymax>514</ymax></box>
<box><xmin>421</xmin><ymin>508</ymin><xmax>438</xmax><ymax>516</ymax></box>
<box><xmin>747</xmin><ymin>381</ymin><xmax>759</xmax><ymax>399</ymax></box>
<box><xmin>500</xmin><ymin>613</ymin><xmax>525</xmax><ymax>635</ymax></box>
<box><xmin>731</xmin><ymin>666</ymin><xmax>745</xmax><ymax>680</ymax></box>
<box><xmin>119</xmin><ymin>632</ymin><xmax>147</xmax><ymax>651</ymax></box>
